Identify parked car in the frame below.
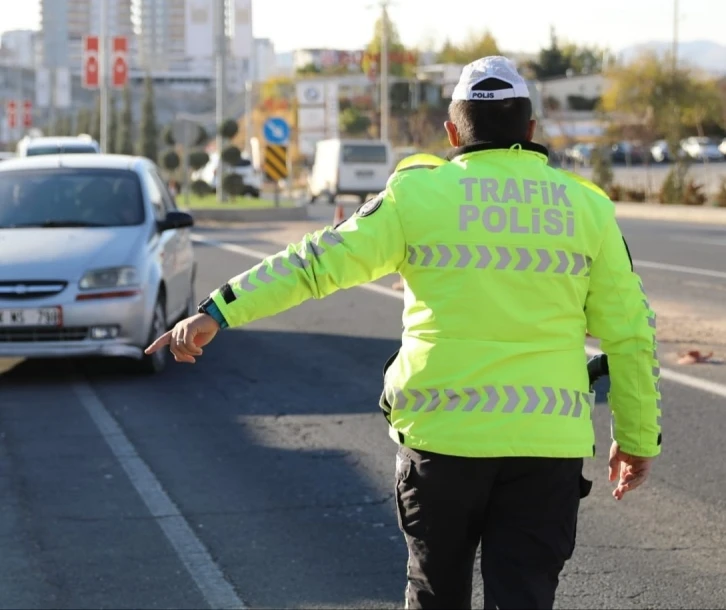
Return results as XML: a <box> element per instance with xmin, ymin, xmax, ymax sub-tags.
<box><xmin>681</xmin><ymin>137</ymin><xmax>724</xmax><ymax>162</ymax></box>
<box><xmin>17</xmin><ymin>135</ymin><xmax>100</xmax><ymax>157</ymax></box>
<box><xmin>0</xmin><ymin>154</ymin><xmax>196</xmax><ymax>374</ymax></box>
<box><xmin>568</xmin><ymin>143</ymin><xmax>595</xmax><ymax>166</ymax></box>
<box><xmin>610</xmin><ymin>142</ymin><xmax>646</xmax><ymax>165</ymax></box>
<box><xmin>191</xmin><ymin>152</ymin><xmax>262</xmax><ymax>197</ymax></box>
<box><xmin>719</xmin><ymin>138</ymin><xmax>726</xmax><ymax>157</ymax></box>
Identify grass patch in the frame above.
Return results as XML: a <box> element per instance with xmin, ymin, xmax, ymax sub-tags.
<box><xmin>179</xmin><ymin>194</ymin><xmax>296</xmax><ymax>209</ymax></box>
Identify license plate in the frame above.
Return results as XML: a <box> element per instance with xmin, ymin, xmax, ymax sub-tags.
<box><xmin>0</xmin><ymin>307</ymin><xmax>62</xmax><ymax>327</ymax></box>
<box><xmin>356</xmin><ymin>170</ymin><xmax>374</xmax><ymax>177</ymax></box>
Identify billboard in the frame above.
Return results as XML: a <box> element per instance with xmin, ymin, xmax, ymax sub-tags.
<box><xmin>185</xmin><ymin>0</ymin><xmax>214</xmax><ymax>58</ymax></box>
<box><xmin>55</xmin><ymin>67</ymin><xmax>72</xmax><ymax>109</ymax></box>
<box><xmin>36</xmin><ymin>68</ymin><xmax>51</xmax><ymax>108</ymax></box>
<box><xmin>231</xmin><ymin>0</ymin><xmax>253</xmax><ymax>61</ymax></box>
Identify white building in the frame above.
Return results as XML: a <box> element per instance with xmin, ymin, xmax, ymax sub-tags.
<box><xmin>132</xmin><ymin>0</ymin><xmax>253</xmax><ymax>92</ymax></box>
<box><xmin>40</xmin><ymin>0</ymin><xmax>135</xmax><ymax>72</ymax></box>
<box><xmin>1</xmin><ymin>30</ymin><xmax>37</xmax><ymax>68</ymax></box>
<box><xmin>537</xmin><ymin>73</ymin><xmax>609</xmax><ymax>113</ymax></box>
<box><xmin>253</xmin><ymin>38</ymin><xmax>276</xmax><ymax>81</ymax></box>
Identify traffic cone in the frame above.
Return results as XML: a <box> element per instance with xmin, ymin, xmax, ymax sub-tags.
<box><xmin>333</xmin><ymin>203</ymin><xmax>345</xmax><ymax>226</ymax></box>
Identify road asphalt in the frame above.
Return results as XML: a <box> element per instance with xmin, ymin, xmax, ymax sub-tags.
<box><xmin>1</xmin><ymin>214</ymin><xmax>725</xmax><ymax>609</ymax></box>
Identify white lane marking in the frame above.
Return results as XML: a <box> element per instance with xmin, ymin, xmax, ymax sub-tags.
<box><xmin>633</xmin><ymin>259</ymin><xmax>726</xmax><ymax>280</ymax></box>
<box><xmin>194</xmin><ymin>235</ymin><xmax>726</xmax><ymax>401</ymax></box>
<box><xmin>72</xmin><ymin>382</ymin><xmax>247</xmax><ymax>610</ymax></box>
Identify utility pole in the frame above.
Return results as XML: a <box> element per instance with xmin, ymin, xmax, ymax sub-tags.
<box><xmin>672</xmin><ymin>0</ymin><xmax>679</xmax><ymax>74</ymax></box>
<box><xmin>215</xmin><ymin>0</ymin><xmax>227</xmax><ymax>203</ymax></box>
<box><xmin>379</xmin><ymin>0</ymin><xmax>390</xmax><ymax>142</ymax></box>
<box><xmin>100</xmin><ymin>0</ymin><xmax>109</xmax><ymax>153</ymax></box>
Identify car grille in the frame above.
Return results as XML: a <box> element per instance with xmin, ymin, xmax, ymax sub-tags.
<box><xmin>0</xmin><ymin>281</ymin><xmax>68</xmax><ymax>300</ymax></box>
<box><xmin>0</xmin><ymin>327</ymin><xmax>89</xmax><ymax>342</ymax></box>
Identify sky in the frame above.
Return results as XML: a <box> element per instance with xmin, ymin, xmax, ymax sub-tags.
<box><xmin>1</xmin><ymin>0</ymin><xmax>723</xmax><ymax>55</ymax></box>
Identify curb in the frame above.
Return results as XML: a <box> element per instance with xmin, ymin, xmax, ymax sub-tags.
<box><xmin>614</xmin><ymin>202</ymin><xmax>726</xmax><ymax>225</ymax></box>
<box><xmin>186</xmin><ymin>206</ymin><xmax>309</xmax><ymax>223</ymax></box>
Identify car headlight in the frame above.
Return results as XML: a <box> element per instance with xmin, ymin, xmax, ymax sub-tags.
<box><xmin>79</xmin><ymin>267</ymin><xmax>138</xmax><ymax>290</ymax></box>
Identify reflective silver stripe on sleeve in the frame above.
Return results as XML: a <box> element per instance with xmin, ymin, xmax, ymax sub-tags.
<box><xmin>231</xmin><ymin>229</ymin><xmax>344</xmax><ymax>292</ymax></box>
<box><xmin>387</xmin><ymin>386</ymin><xmax>594</xmax><ymax>418</ymax></box>
<box><xmin>406</xmin><ymin>245</ymin><xmax>592</xmax><ymax>276</ymax></box>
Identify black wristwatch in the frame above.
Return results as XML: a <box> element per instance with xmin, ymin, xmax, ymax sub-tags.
<box><xmin>197</xmin><ymin>296</ymin><xmax>229</xmax><ymax>329</ymax></box>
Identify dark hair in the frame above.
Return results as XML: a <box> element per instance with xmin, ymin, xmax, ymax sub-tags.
<box><xmin>448</xmin><ymin>77</ymin><xmax>533</xmax><ymax>145</ymax></box>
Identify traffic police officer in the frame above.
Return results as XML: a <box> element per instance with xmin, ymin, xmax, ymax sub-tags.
<box><xmin>147</xmin><ymin>56</ymin><xmax>662</xmax><ymax>610</ymax></box>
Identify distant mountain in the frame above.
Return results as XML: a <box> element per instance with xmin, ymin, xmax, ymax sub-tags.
<box><xmin>618</xmin><ymin>40</ymin><xmax>726</xmax><ymax>75</ymax></box>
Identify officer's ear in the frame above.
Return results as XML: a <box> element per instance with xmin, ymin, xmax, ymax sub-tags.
<box><xmin>444</xmin><ymin>121</ymin><xmax>459</xmax><ymax>147</ymax></box>
<box><xmin>525</xmin><ymin>119</ymin><xmax>537</xmax><ymax>142</ymax></box>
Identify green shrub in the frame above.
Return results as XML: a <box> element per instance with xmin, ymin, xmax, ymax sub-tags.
<box><xmin>191</xmin><ymin>180</ymin><xmax>211</xmax><ymax>197</ymax></box>
<box><xmin>222</xmin><ymin>173</ymin><xmax>245</xmax><ymax>197</ymax></box>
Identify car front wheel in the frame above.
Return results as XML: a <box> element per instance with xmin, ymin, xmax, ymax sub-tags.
<box><xmin>134</xmin><ymin>298</ymin><xmax>168</xmax><ymax>375</ymax></box>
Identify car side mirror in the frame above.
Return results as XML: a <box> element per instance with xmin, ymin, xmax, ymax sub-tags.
<box><xmin>157</xmin><ymin>210</ymin><xmax>194</xmax><ymax>232</ymax></box>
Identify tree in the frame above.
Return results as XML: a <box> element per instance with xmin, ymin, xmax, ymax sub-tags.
<box><xmin>219</xmin><ymin>118</ymin><xmax>239</xmax><ymax>140</ymax></box>
<box><xmin>438</xmin><ymin>31</ymin><xmax>501</xmax><ymax>64</ymax></box>
<box><xmin>76</xmin><ymin>107</ymin><xmax>92</xmax><ymax>135</ymax></box>
<box><xmin>340</xmin><ymin>106</ymin><xmax>372</xmax><ymax>135</ymax></box>
<box><xmin>161</xmin><ymin>149</ymin><xmax>181</xmax><ymax>172</ymax></box>
<box><xmin>600</xmin><ymin>51</ymin><xmax>719</xmax><ymax>144</ymax></box>
<box><xmin>91</xmin><ymin>94</ymin><xmax>101</xmax><ymax>142</ymax></box>
<box><xmin>138</xmin><ymin>74</ymin><xmax>158</xmax><ymax>162</ymax></box>
<box><xmin>366</xmin><ymin>12</ymin><xmax>415</xmax><ymax>77</ymax></box>
<box><xmin>116</xmin><ymin>85</ymin><xmax>134</xmax><ymax>155</ymax></box>
<box><xmin>189</xmin><ymin>150</ymin><xmax>210</xmax><ymax>171</ymax></box>
<box><xmin>222</xmin><ymin>173</ymin><xmax>245</xmax><ymax>198</ymax></box>
<box><xmin>221</xmin><ymin>145</ymin><xmax>242</xmax><ymax>166</ymax></box>
<box><xmin>681</xmin><ymin>78</ymin><xmax>723</xmax><ymax>137</ymax></box>
<box><xmin>527</xmin><ymin>27</ymin><xmax>606</xmax><ymax>79</ymax></box>
<box><xmin>108</xmin><ymin>95</ymin><xmax>118</xmax><ymax>153</ymax></box>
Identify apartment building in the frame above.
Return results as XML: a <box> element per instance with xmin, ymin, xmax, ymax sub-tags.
<box><xmin>1</xmin><ymin>30</ymin><xmax>38</xmax><ymax>68</ymax></box>
<box><xmin>132</xmin><ymin>0</ymin><xmax>253</xmax><ymax>90</ymax></box>
<box><xmin>40</xmin><ymin>0</ymin><xmax>135</xmax><ymax>72</ymax></box>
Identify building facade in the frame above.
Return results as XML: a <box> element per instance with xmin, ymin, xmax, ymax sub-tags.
<box><xmin>1</xmin><ymin>30</ymin><xmax>38</xmax><ymax>69</ymax></box>
<box><xmin>40</xmin><ymin>0</ymin><xmax>135</xmax><ymax>72</ymax></box>
<box><xmin>132</xmin><ymin>0</ymin><xmax>253</xmax><ymax>91</ymax></box>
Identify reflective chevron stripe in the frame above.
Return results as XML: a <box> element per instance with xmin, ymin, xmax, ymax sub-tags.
<box><xmin>407</xmin><ymin>245</ymin><xmax>592</xmax><ymax>276</ymax></box>
<box><xmin>232</xmin><ymin>229</ymin><xmax>344</xmax><ymax>292</ymax></box>
<box><xmin>389</xmin><ymin>385</ymin><xmax>594</xmax><ymax>417</ymax></box>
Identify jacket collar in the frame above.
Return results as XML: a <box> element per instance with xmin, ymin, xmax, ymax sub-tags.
<box><xmin>446</xmin><ymin>140</ymin><xmax>549</xmax><ymax>161</ymax></box>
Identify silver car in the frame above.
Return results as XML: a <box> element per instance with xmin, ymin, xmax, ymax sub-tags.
<box><xmin>0</xmin><ymin>154</ymin><xmax>196</xmax><ymax>374</ymax></box>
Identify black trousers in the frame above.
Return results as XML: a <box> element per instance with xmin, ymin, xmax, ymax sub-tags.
<box><xmin>394</xmin><ymin>445</ymin><xmax>591</xmax><ymax>610</ymax></box>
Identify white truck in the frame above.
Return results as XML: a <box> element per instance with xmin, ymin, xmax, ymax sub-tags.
<box><xmin>308</xmin><ymin>138</ymin><xmax>393</xmax><ymax>204</ymax></box>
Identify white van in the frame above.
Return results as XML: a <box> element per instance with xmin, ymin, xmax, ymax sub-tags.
<box><xmin>17</xmin><ymin>135</ymin><xmax>100</xmax><ymax>157</ymax></box>
<box><xmin>308</xmin><ymin>139</ymin><xmax>393</xmax><ymax>204</ymax></box>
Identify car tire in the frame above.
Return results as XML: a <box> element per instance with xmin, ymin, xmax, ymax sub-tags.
<box><xmin>134</xmin><ymin>298</ymin><xmax>168</xmax><ymax>375</ymax></box>
<box><xmin>183</xmin><ymin>273</ymin><xmax>197</xmax><ymax>320</ymax></box>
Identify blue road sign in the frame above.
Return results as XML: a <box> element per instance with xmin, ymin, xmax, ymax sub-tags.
<box><xmin>263</xmin><ymin>117</ymin><xmax>290</xmax><ymax>145</ymax></box>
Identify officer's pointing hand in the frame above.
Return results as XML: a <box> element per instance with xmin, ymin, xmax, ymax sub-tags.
<box><xmin>145</xmin><ymin>313</ymin><xmax>220</xmax><ymax>364</ymax></box>
<box><xmin>608</xmin><ymin>442</ymin><xmax>653</xmax><ymax>501</ymax></box>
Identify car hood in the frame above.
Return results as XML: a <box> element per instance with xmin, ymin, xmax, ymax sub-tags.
<box><xmin>0</xmin><ymin>226</ymin><xmax>146</xmax><ymax>281</ymax></box>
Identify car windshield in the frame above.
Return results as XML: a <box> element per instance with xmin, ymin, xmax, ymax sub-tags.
<box><xmin>0</xmin><ymin>168</ymin><xmax>145</xmax><ymax>228</ymax></box>
<box><xmin>342</xmin><ymin>144</ymin><xmax>388</xmax><ymax>164</ymax></box>
<box><xmin>27</xmin><ymin>145</ymin><xmax>98</xmax><ymax>156</ymax></box>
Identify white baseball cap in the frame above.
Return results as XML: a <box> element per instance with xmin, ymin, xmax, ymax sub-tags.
<box><xmin>451</xmin><ymin>56</ymin><xmax>530</xmax><ymax>102</ymax></box>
